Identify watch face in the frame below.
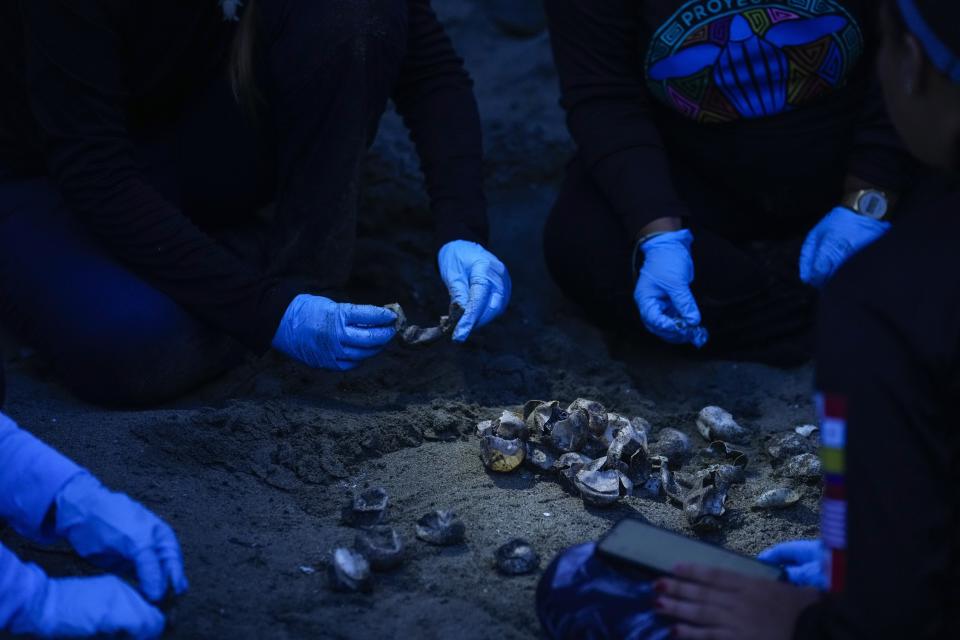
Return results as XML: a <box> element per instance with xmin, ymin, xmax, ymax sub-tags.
<box><xmin>857</xmin><ymin>191</ymin><xmax>888</xmax><ymax>220</ymax></box>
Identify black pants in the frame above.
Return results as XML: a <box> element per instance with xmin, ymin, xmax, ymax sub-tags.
<box><xmin>544</xmin><ymin>156</ymin><xmax>823</xmax><ymax>366</ymax></box>
<box><xmin>0</xmin><ymin>0</ymin><xmax>407</xmax><ymax>405</ymax></box>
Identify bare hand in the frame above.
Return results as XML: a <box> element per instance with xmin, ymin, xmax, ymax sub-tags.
<box><xmin>654</xmin><ymin>563</ymin><xmax>820</xmax><ymax>640</ymax></box>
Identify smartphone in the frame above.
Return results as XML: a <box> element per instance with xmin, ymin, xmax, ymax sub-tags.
<box><xmin>597</xmin><ymin>518</ymin><xmax>785</xmax><ymax>581</ymax></box>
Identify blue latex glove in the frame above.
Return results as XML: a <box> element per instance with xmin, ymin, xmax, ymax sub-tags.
<box><xmin>0</xmin><ymin>543</ymin><xmax>165</xmax><ymax>639</ymax></box>
<box><xmin>438</xmin><ymin>240</ymin><xmax>512</xmax><ymax>342</ymax></box>
<box><xmin>54</xmin><ymin>474</ymin><xmax>188</xmax><ymax>602</ymax></box>
<box><xmin>633</xmin><ymin>230</ymin><xmax>708</xmax><ymax>348</ymax></box>
<box><xmin>757</xmin><ymin>539</ymin><xmax>826</xmax><ymax>589</ymax></box>
<box><xmin>272</xmin><ymin>294</ymin><xmax>397</xmax><ymax>370</ymax></box>
<box><xmin>800</xmin><ymin>206</ymin><xmax>891</xmax><ymax>288</ymax></box>
<box><xmin>0</xmin><ymin>413</ymin><xmax>83</xmax><ymax>542</ymax></box>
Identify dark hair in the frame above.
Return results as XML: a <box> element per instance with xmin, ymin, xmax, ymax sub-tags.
<box><xmin>884</xmin><ymin>0</ymin><xmax>960</xmax><ymax>69</ymax></box>
<box><xmin>884</xmin><ymin>0</ymin><xmax>960</xmax><ymax>169</ymax></box>
<box><xmin>229</xmin><ymin>0</ymin><xmax>261</xmax><ymax>115</ymax></box>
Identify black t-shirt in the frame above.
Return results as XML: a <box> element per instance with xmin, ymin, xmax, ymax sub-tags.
<box><xmin>0</xmin><ymin>1</ymin><xmax>487</xmax><ymax>351</ymax></box>
<box><xmin>544</xmin><ymin>0</ymin><xmax>912</xmax><ymax>239</ymax></box>
<box><xmin>0</xmin><ymin>1</ymin><xmax>234</xmax><ymax>172</ymax></box>
<box><xmin>797</xmin><ymin>185</ymin><xmax>960</xmax><ymax>639</ymax></box>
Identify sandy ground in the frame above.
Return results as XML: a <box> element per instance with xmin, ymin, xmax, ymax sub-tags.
<box><xmin>1</xmin><ymin>2</ymin><xmax>820</xmax><ymax>638</ymax></box>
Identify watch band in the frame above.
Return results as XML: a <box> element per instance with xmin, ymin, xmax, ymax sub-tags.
<box><xmin>842</xmin><ymin>189</ymin><xmax>890</xmax><ymax>221</ymax></box>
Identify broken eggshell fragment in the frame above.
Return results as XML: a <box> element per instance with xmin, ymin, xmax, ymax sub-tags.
<box><xmin>630</xmin><ymin>416</ymin><xmax>652</xmax><ymax>439</ymax></box>
<box><xmin>574</xmin><ymin>467</ymin><xmax>628</xmax><ymax>507</ymax></box>
<box><xmin>415</xmin><ymin>510</ymin><xmax>466</xmax><ymax>546</ymax></box>
<box><xmin>480</xmin><ymin>435</ymin><xmax>525</xmax><ymax>472</ymax></box>
<box><xmin>523</xmin><ymin>442</ymin><xmax>557</xmax><ymax>474</ymax></box>
<box><xmin>354</xmin><ymin>526</ymin><xmax>405</xmax><ymax>571</ymax></box>
<box><xmin>704</xmin><ymin>441</ymin><xmax>749</xmax><ymax>469</ymax></box>
<box><xmin>683</xmin><ymin>468</ymin><xmax>733</xmax><ymax>532</ymax></box>
<box><xmin>556</xmin><ymin>452</ymin><xmax>593</xmax><ymax>494</ymax></box>
<box><xmin>493</xmin><ymin>410</ymin><xmax>529</xmax><ymax>440</ymax></box>
<box><xmin>652</xmin><ymin>456</ymin><xmax>686</xmax><ymax>504</ymax></box>
<box><xmin>522</xmin><ymin>399</ymin><xmax>548</xmax><ymax>420</ymax></box>
<box><xmin>636</xmin><ymin>473</ymin><xmax>663</xmax><ymax>499</ymax></box>
<box><xmin>795</xmin><ymin>424</ymin><xmax>819</xmax><ymax>438</ymax></box>
<box><xmin>328</xmin><ymin>547</ymin><xmax>372</xmax><ymax>592</ymax></box>
<box><xmin>384</xmin><ymin>302</ymin><xmax>464</xmax><ymax>347</ymax></box>
<box><xmin>384</xmin><ymin>303</ymin><xmax>406</xmax><ymax>331</ymax></box>
<box><xmin>710</xmin><ymin>463</ymin><xmax>746</xmax><ymax>486</ymax></box>
<box><xmin>776</xmin><ymin>453</ymin><xmax>823</xmax><ymax>481</ymax></box>
<box><xmin>556</xmin><ymin>452</ymin><xmax>592</xmax><ymax>471</ymax></box>
<box><xmin>494</xmin><ymin>538</ymin><xmax>541</xmax><ymax>576</ymax></box>
<box><xmin>653</xmin><ymin>428</ymin><xmax>692</xmax><ymax>464</ymax></box>
<box><xmin>580</xmin><ymin>436</ymin><xmax>609</xmax><ymax>459</ymax></box>
<box><xmin>767</xmin><ymin>433</ymin><xmax>808</xmax><ymax>461</ymax></box>
<box><xmin>605</xmin><ymin>424</ymin><xmax>647</xmax><ymax>469</ymax></box>
<box><xmin>684</xmin><ymin>483</ymin><xmax>728</xmax><ymax>532</ymax></box>
<box><xmin>476</xmin><ymin>420</ymin><xmax>494</xmax><ymax>438</ymax></box>
<box><xmin>341</xmin><ymin>488</ymin><xmax>389</xmax><ymax>527</ymax></box>
<box><xmin>567</xmin><ymin>399</ymin><xmax>608</xmax><ymax>436</ymax></box>
<box><xmin>546</xmin><ymin>409</ymin><xmax>589</xmax><ymax>452</ymax></box>
<box><xmin>523</xmin><ymin>400</ymin><xmax>564</xmax><ymax>434</ymax></box>
<box><xmin>696</xmin><ymin>407</ymin><xmax>750</xmax><ymax>444</ymax></box>
<box><xmin>440</xmin><ymin>303</ymin><xmax>466</xmax><ymax>333</ymax></box>
<box><xmin>601</xmin><ymin>413</ymin><xmax>633</xmax><ymax>446</ymax></box>
<box><xmin>752</xmin><ymin>488</ymin><xmax>801</xmax><ymax>510</ymax></box>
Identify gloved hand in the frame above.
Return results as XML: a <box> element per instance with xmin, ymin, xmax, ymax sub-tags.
<box><xmin>0</xmin><ymin>412</ymin><xmax>83</xmax><ymax>542</ymax></box>
<box><xmin>1</xmin><ymin>544</ymin><xmax>164</xmax><ymax>639</ymax></box>
<box><xmin>799</xmin><ymin>206</ymin><xmax>891</xmax><ymax>288</ymax></box>
<box><xmin>438</xmin><ymin>240</ymin><xmax>512</xmax><ymax>342</ymax></box>
<box><xmin>757</xmin><ymin>539</ymin><xmax>826</xmax><ymax>589</ymax></box>
<box><xmin>272</xmin><ymin>294</ymin><xmax>397</xmax><ymax>370</ymax></box>
<box><xmin>633</xmin><ymin>230</ymin><xmax>708</xmax><ymax>348</ymax></box>
<box><xmin>54</xmin><ymin>473</ymin><xmax>188</xmax><ymax>602</ymax></box>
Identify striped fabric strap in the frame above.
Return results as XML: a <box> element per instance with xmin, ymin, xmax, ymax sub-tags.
<box><xmin>897</xmin><ymin>0</ymin><xmax>960</xmax><ymax>84</ymax></box>
<box><xmin>817</xmin><ymin>392</ymin><xmax>848</xmax><ymax>593</ymax></box>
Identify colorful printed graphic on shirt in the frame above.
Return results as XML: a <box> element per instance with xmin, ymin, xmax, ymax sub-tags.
<box><xmin>645</xmin><ymin>0</ymin><xmax>864</xmax><ymax>123</ymax></box>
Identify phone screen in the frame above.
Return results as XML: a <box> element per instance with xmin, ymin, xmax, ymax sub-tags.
<box><xmin>597</xmin><ymin>519</ymin><xmax>784</xmax><ymax>581</ymax></box>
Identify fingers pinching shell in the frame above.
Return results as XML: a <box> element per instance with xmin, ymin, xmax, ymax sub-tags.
<box><xmin>134</xmin><ymin>546</ymin><xmax>167</xmax><ymax>602</ymax></box>
<box><xmin>342</xmin><ymin>325</ymin><xmax>396</xmax><ymax>349</ymax></box>
<box><xmin>344</xmin><ymin>304</ymin><xmax>398</xmax><ymax>328</ymax></box>
<box><xmin>155</xmin><ymin>524</ymin><xmax>188</xmax><ymax>596</ymax></box>
<box><xmin>453</xmin><ymin>270</ymin><xmax>495</xmax><ymax>342</ymax></box>
<box><xmin>337</xmin><ymin>345</ymin><xmax>382</xmax><ymax>363</ymax></box>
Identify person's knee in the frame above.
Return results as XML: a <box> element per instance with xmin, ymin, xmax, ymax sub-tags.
<box><xmin>543</xmin><ymin>163</ymin><xmax>641</xmax><ymax>327</ymax></box>
<box><xmin>54</xmin><ymin>301</ymin><xmax>238</xmax><ymax>407</ymax></box>
<box><xmin>543</xmin><ymin>171</ymin><xmax>616</xmax><ymax>294</ymax></box>
<box><xmin>542</xmin><ymin>200</ymin><xmax>578</xmax><ymax>289</ymax></box>
<box><xmin>64</xmin><ymin>336</ymin><xmax>237</xmax><ymax>407</ymax></box>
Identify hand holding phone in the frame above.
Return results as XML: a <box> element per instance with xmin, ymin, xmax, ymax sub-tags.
<box><xmin>597</xmin><ymin>518</ymin><xmax>785</xmax><ymax>581</ymax></box>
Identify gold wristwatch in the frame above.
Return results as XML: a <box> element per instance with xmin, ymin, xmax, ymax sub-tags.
<box><xmin>842</xmin><ymin>189</ymin><xmax>891</xmax><ymax>221</ymax></box>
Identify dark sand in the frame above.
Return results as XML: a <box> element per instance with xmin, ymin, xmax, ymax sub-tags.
<box><xmin>1</xmin><ymin>2</ymin><xmax>820</xmax><ymax>638</ymax></box>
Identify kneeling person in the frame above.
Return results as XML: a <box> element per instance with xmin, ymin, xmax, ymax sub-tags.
<box><xmin>543</xmin><ymin>0</ymin><xmax>917</xmax><ymax>364</ymax></box>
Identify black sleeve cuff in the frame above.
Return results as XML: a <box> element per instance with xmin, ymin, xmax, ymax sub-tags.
<box><xmin>433</xmin><ymin>200</ymin><xmax>490</xmax><ymax>251</ymax></box>
<box><xmin>587</xmin><ymin>149</ymin><xmax>691</xmax><ymax>240</ymax></box>
<box><xmin>249</xmin><ymin>278</ymin><xmax>301</xmax><ymax>355</ymax></box>
<box><xmin>847</xmin><ymin>146</ymin><xmax>917</xmax><ymax>194</ymax></box>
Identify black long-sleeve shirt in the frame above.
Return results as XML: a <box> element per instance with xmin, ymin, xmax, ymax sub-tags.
<box><xmin>0</xmin><ymin>0</ymin><xmax>487</xmax><ymax>351</ymax></box>
<box><xmin>795</xmin><ymin>186</ymin><xmax>960</xmax><ymax>639</ymax></box>
<box><xmin>544</xmin><ymin>0</ymin><xmax>912</xmax><ymax>240</ymax></box>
